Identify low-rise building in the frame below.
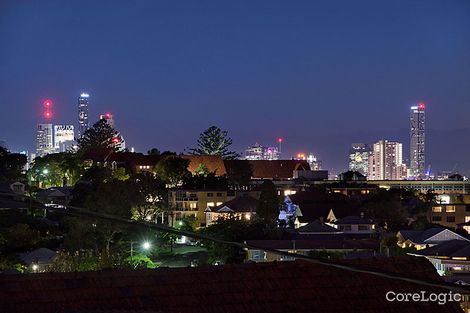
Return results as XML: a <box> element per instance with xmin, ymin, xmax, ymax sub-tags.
<box><xmin>205</xmin><ymin>196</ymin><xmax>258</xmax><ymax>226</ymax></box>
<box><xmin>430</xmin><ymin>195</ymin><xmax>470</xmax><ymax>231</ymax></box>
<box><xmin>168</xmin><ymin>189</ymin><xmax>227</xmax><ymax>227</ymax></box>
<box><xmin>18</xmin><ymin>248</ymin><xmax>58</xmax><ymax>273</ymax></box>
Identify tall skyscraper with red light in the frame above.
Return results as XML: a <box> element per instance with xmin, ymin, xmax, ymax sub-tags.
<box><xmin>78</xmin><ymin>93</ymin><xmax>90</xmax><ymax>138</ymax></box>
<box><xmin>36</xmin><ymin>99</ymin><xmax>54</xmax><ymax>156</ymax></box>
<box><xmin>410</xmin><ymin>103</ymin><xmax>425</xmax><ymax>178</ymax></box>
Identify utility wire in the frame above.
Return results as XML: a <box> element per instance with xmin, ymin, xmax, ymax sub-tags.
<box><xmin>2</xmin><ymin>192</ymin><xmax>470</xmax><ymax>294</ymax></box>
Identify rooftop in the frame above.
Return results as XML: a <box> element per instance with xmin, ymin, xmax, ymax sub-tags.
<box><xmin>0</xmin><ymin>258</ymin><xmax>462</xmax><ymax>313</ymax></box>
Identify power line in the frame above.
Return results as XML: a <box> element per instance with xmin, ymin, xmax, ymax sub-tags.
<box><xmin>2</xmin><ymin>192</ymin><xmax>470</xmax><ymax>293</ymax></box>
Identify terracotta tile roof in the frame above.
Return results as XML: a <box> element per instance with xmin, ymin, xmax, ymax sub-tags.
<box><xmin>0</xmin><ymin>258</ymin><xmax>462</xmax><ymax>313</ymax></box>
<box><xmin>224</xmin><ymin>160</ymin><xmax>310</xmax><ymax>180</ymax></box>
<box><xmin>181</xmin><ymin>155</ymin><xmax>227</xmax><ymax>176</ymax></box>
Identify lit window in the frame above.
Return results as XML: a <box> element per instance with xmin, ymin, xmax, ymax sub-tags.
<box><xmin>446</xmin><ymin>206</ymin><xmax>456</xmax><ymax>213</ymax></box>
<box><xmin>207</xmin><ymin>202</ymin><xmax>215</xmax><ymax>207</ymax></box>
<box><xmin>432</xmin><ymin>207</ymin><xmax>442</xmax><ymax>213</ymax></box>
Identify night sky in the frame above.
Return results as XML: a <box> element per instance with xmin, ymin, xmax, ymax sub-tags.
<box><xmin>1</xmin><ymin>0</ymin><xmax>469</xmax><ymax>175</ymax></box>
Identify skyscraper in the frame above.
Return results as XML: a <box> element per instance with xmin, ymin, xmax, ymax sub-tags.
<box><xmin>36</xmin><ymin>123</ymin><xmax>54</xmax><ymax>157</ymax></box>
<box><xmin>368</xmin><ymin>140</ymin><xmax>407</xmax><ymax>180</ymax></box>
<box><xmin>54</xmin><ymin>125</ymin><xmax>75</xmax><ymax>152</ymax></box>
<box><xmin>410</xmin><ymin>103</ymin><xmax>425</xmax><ymax>178</ymax></box>
<box><xmin>78</xmin><ymin>93</ymin><xmax>90</xmax><ymax>138</ymax></box>
<box><xmin>349</xmin><ymin>143</ymin><xmax>370</xmax><ymax>176</ymax></box>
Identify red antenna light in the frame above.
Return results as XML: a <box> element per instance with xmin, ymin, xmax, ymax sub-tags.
<box><xmin>418</xmin><ymin>102</ymin><xmax>425</xmax><ymax>109</ymax></box>
<box><xmin>278</xmin><ymin>137</ymin><xmax>283</xmax><ymax>143</ymax></box>
<box><xmin>43</xmin><ymin>99</ymin><xmax>53</xmax><ymax>107</ymax></box>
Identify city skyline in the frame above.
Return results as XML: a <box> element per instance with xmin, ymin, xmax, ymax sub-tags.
<box><xmin>1</xmin><ymin>0</ymin><xmax>469</xmax><ymax>175</ymax></box>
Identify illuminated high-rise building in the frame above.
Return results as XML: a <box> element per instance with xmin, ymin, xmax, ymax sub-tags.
<box><xmin>368</xmin><ymin>140</ymin><xmax>406</xmax><ymax>180</ymax></box>
<box><xmin>54</xmin><ymin>125</ymin><xmax>75</xmax><ymax>152</ymax></box>
<box><xmin>349</xmin><ymin>143</ymin><xmax>370</xmax><ymax>176</ymax></box>
<box><xmin>78</xmin><ymin>93</ymin><xmax>90</xmax><ymax>138</ymax></box>
<box><xmin>410</xmin><ymin>103</ymin><xmax>425</xmax><ymax>178</ymax></box>
<box><xmin>245</xmin><ymin>143</ymin><xmax>280</xmax><ymax>160</ymax></box>
<box><xmin>36</xmin><ymin>124</ymin><xmax>54</xmax><ymax>157</ymax></box>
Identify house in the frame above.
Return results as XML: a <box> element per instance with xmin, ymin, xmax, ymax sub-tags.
<box><xmin>37</xmin><ymin>187</ymin><xmax>73</xmax><ymax>207</ymax></box>
<box><xmin>0</xmin><ymin>258</ymin><xmax>462</xmax><ymax>313</ymax></box>
<box><xmin>18</xmin><ymin>248</ymin><xmax>57</xmax><ymax>273</ymax></box>
<box><xmin>330</xmin><ymin>215</ymin><xmax>376</xmax><ymax>235</ymax></box>
<box><xmin>0</xmin><ymin>181</ymin><xmax>25</xmax><ymax>198</ymax></box>
<box><xmin>408</xmin><ymin>239</ymin><xmax>470</xmax><ymax>276</ymax></box>
<box><xmin>286</xmin><ymin>190</ymin><xmax>362</xmax><ymax>228</ymax></box>
<box><xmin>245</xmin><ymin>238</ymin><xmax>380</xmax><ymax>262</ymax></box>
<box><xmin>205</xmin><ymin>196</ymin><xmax>258</xmax><ymax>226</ymax></box>
<box><xmin>295</xmin><ymin>219</ymin><xmax>343</xmax><ymax>236</ymax></box>
<box><xmin>397</xmin><ymin>228</ymin><xmax>469</xmax><ymax>250</ymax></box>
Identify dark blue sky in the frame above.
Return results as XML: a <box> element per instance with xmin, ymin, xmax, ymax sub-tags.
<box><xmin>1</xmin><ymin>0</ymin><xmax>469</xmax><ymax>175</ymax></box>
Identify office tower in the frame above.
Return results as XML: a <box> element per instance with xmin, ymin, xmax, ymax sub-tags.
<box><xmin>54</xmin><ymin>125</ymin><xmax>75</xmax><ymax>152</ymax></box>
<box><xmin>99</xmin><ymin>113</ymin><xmax>115</xmax><ymax>128</ymax></box>
<box><xmin>410</xmin><ymin>103</ymin><xmax>425</xmax><ymax>178</ymax></box>
<box><xmin>245</xmin><ymin>143</ymin><xmax>279</xmax><ymax>160</ymax></box>
<box><xmin>349</xmin><ymin>143</ymin><xmax>370</xmax><ymax>176</ymax></box>
<box><xmin>78</xmin><ymin>93</ymin><xmax>90</xmax><ymax>138</ymax></box>
<box><xmin>36</xmin><ymin>123</ymin><xmax>54</xmax><ymax>157</ymax></box>
<box><xmin>368</xmin><ymin>140</ymin><xmax>407</xmax><ymax>180</ymax></box>
<box><xmin>307</xmin><ymin>153</ymin><xmax>322</xmax><ymax>170</ymax></box>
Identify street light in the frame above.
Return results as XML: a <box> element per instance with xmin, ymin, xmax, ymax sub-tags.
<box><xmin>142</xmin><ymin>241</ymin><xmax>151</xmax><ymax>250</ymax></box>
<box><xmin>130</xmin><ymin>240</ymin><xmax>152</xmax><ymax>267</ymax></box>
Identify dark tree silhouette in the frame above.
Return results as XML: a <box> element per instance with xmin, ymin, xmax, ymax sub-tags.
<box><xmin>189</xmin><ymin>126</ymin><xmax>239</xmax><ymax>159</ymax></box>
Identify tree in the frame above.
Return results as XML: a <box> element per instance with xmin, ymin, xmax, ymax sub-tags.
<box><xmin>194</xmin><ymin>163</ymin><xmax>209</xmax><ymax>176</ymax></box>
<box><xmin>256</xmin><ymin>180</ymin><xmax>280</xmax><ymax>224</ymax></box>
<box><xmin>0</xmin><ymin>147</ymin><xmax>27</xmax><ymax>181</ymax></box>
<box><xmin>154</xmin><ymin>156</ymin><xmax>191</xmax><ymax>188</ymax></box>
<box><xmin>129</xmin><ymin>172</ymin><xmax>167</xmax><ymax>222</ymax></box>
<box><xmin>226</xmin><ymin>160</ymin><xmax>253</xmax><ymax>187</ymax></box>
<box><xmin>147</xmin><ymin>148</ymin><xmax>161</xmax><ymax>156</ymax></box>
<box><xmin>77</xmin><ymin>119</ymin><xmax>119</xmax><ymax>152</ymax></box>
<box><xmin>189</xmin><ymin>126</ymin><xmax>239</xmax><ymax>159</ymax></box>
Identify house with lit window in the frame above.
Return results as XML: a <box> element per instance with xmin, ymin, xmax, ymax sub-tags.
<box><xmin>397</xmin><ymin>228</ymin><xmax>469</xmax><ymax>250</ymax></box>
<box><xmin>168</xmin><ymin>189</ymin><xmax>228</xmax><ymax>227</ymax></box>
<box><xmin>408</xmin><ymin>239</ymin><xmax>470</xmax><ymax>276</ymax></box>
<box><xmin>430</xmin><ymin>194</ymin><xmax>470</xmax><ymax>231</ymax></box>
<box><xmin>205</xmin><ymin>196</ymin><xmax>258</xmax><ymax>226</ymax></box>
<box><xmin>329</xmin><ymin>215</ymin><xmax>376</xmax><ymax>235</ymax></box>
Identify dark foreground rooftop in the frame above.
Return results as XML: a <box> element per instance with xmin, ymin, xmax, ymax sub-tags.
<box><xmin>0</xmin><ymin>257</ymin><xmax>465</xmax><ymax>313</ymax></box>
